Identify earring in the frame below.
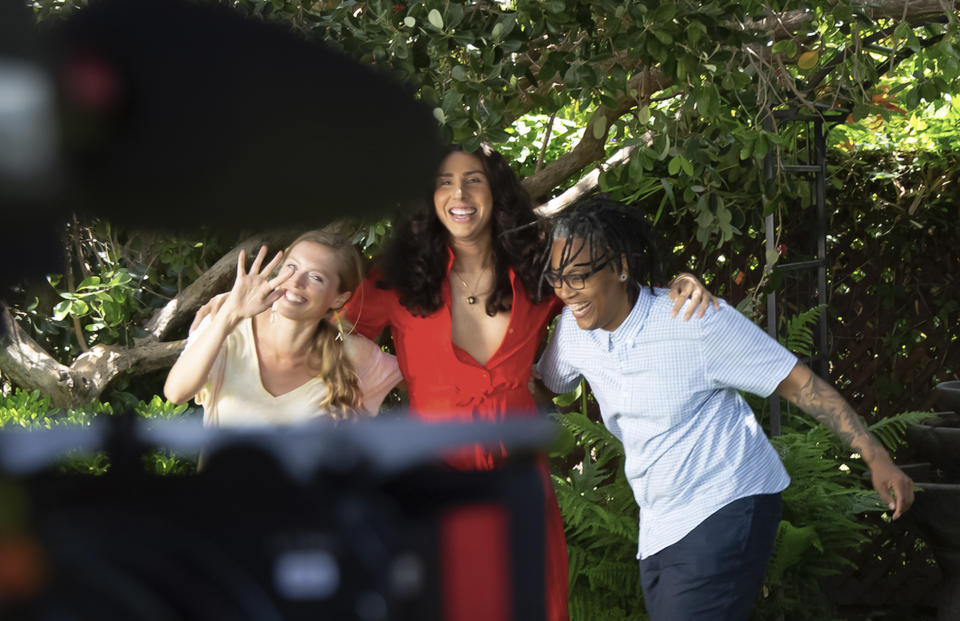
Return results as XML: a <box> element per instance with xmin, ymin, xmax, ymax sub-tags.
<box><xmin>331</xmin><ymin>309</ymin><xmax>345</xmax><ymax>342</ymax></box>
<box><xmin>619</xmin><ymin>273</ymin><xmax>628</xmax><ymax>282</ymax></box>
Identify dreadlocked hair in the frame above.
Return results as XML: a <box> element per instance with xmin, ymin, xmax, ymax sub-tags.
<box><xmin>281</xmin><ymin>230</ymin><xmax>365</xmax><ymax>421</ymax></box>
<box><xmin>377</xmin><ymin>143</ymin><xmax>550</xmax><ymax>317</ymax></box>
<box><xmin>546</xmin><ymin>197</ymin><xmax>663</xmax><ymax>306</ymax></box>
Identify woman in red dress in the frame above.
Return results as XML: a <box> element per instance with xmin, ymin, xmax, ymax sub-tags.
<box><xmin>344</xmin><ymin>144</ymin><xmax>714</xmax><ymax>621</ymax></box>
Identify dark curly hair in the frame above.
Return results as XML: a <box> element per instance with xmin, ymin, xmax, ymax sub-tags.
<box><xmin>545</xmin><ymin>196</ymin><xmax>663</xmax><ymax>307</ymax></box>
<box><xmin>377</xmin><ymin>143</ymin><xmax>550</xmax><ymax>316</ymax></box>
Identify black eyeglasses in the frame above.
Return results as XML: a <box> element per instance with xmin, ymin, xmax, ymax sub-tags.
<box><xmin>543</xmin><ymin>259</ymin><xmax>612</xmax><ymax>290</ymax></box>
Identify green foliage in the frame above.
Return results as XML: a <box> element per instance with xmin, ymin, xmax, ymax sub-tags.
<box><xmin>781</xmin><ymin>305</ymin><xmax>824</xmax><ymax>357</ymax></box>
<box><xmin>753</xmin><ymin>407</ymin><xmax>930</xmax><ymax>620</ymax></box>
<box><xmin>550</xmin><ymin>409</ymin><xmax>644</xmax><ymax>621</ymax></box>
<box><xmin>0</xmin><ymin>389</ymin><xmax>196</xmax><ymax>475</ymax></box>
<box><xmin>868</xmin><ymin>410</ymin><xmax>938</xmax><ymax>452</ymax></box>
<box><xmin>50</xmin><ymin>268</ymin><xmax>140</xmax><ymax>344</ymax></box>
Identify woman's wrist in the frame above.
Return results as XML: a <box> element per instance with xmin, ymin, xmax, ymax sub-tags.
<box><xmin>211</xmin><ymin>304</ymin><xmax>244</xmax><ymax>333</ymax></box>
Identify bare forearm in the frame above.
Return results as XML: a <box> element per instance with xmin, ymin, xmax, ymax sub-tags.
<box><xmin>775</xmin><ymin>363</ymin><xmax>887</xmax><ymax>464</ymax></box>
<box><xmin>163</xmin><ymin>312</ymin><xmax>238</xmax><ymax>404</ymax></box>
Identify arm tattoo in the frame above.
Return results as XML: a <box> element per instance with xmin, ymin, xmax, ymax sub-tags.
<box><xmin>789</xmin><ymin>372</ymin><xmax>884</xmax><ymax>461</ymax></box>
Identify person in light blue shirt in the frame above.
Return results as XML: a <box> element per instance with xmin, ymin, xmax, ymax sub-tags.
<box><xmin>536</xmin><ymin>198</ymin><xmax>914</xmax><ymax>621</ymax></box>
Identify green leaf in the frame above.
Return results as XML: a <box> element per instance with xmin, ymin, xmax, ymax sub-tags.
<box><xmin>549</xmin><ymin>424</ymin><xmax>576</xmax><ymax>458</ymax></box>
<box><xmin>652</xmin><ymin>3</ymin><xmax>676</xmax><ymax>22</ymax></box>
<box><xmin>77</xmin><ymin>276</ymin><xmax>101</xmax><ymax>290</ymax></box>
<box><xmin>668</xmin><ymin>155</ymin><xmax>681</xmax><ymax>175</ymax></box>
<box><xmin>110</xmin><ymin>270</ymin><xmax>132</xmax><ymax>286</ymax></box>
<box><xmin>52</xmin><ymin>300</ymin><xmax>71</xmax><ymax>321</ymax></box>
<box><xmin>893</xmin><ymin>22</ymin><xmax>911</xmax><ymax>44</ymax></box>
<box><xmin>592</xmin><ymin>117</ymin><xmax>607</xmax><ymax>140</ymax></box>
<box><xmin>659</xmin><ymin>177</ymin><xmax>674</xmax><ymax>206</ymax></box>
<box><xmin>427</xmin><ymin>8</ymin><xmax>443</xmax><ymax>30</ymax></box>
<box><xmin>629</xmin><ymin>152</ymin><xmax>645</xmax><ymax>181</ymax></box>
<box><xmin>553</xmin><ymin>382</ymin><xmax>582</xmax><ymax>407</ymax></box>
<box><xmin>403</xmin><ymin>16</ymin><xmax>415</xmax><ymax>28</ymax></box>
<box><xmin>653</xmin><ymin>29</ymin><xmax>673</xmax><ymax>45</ymax></box>
<box><xmin>772</xmin><ymin>39</ymin><xmax>798</xmax><ymax>58</ymax></box>
<box><xmin>637</xmin><ymin>106</ymin><xmax>651</xmax><ymax>124</ymax></box>
<box><xmin>695</xmin><ymin>207</ymin><xmax>714</xmax><ymax>229</ymax></box>
<box><xmin>669</xmin><ymin>155</ymin><xmax>692</xmax><ymax>176</ymax></box>
<box><xmin>451</xmin><ymin>65</ymin><xmax>467</xmax><ymax>81</ymax></box>
<box><xmin>432</xmin><ymin>107</ymin><xmax>445</xmax><ymax>123</ymax></box>
<box><xmin>765</xmin><ymin>248</ymin><xmax>780</xmax><ymax>267</ymax></box>
<box><xmin>657</xmin><ymin>133</ymin><xmax>671</xmax><ymax>160</ymax></box>
<box><xmin>717</xmin><ymin>203</ymin><xmax>732</xmax><ymax>226</ymax></box>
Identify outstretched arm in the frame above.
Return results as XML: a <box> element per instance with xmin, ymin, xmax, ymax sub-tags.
<box><xmin>164</xmin><ymin>246</ymin><xmax>291</xmax><ymax>404</ymax></box>
<box><xmin>775</xmin><ymin>362</ymin><xmax>914</xmax><ymax>519</ymax></box>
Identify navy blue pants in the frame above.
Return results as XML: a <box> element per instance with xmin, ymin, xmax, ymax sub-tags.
<box><xmin>639</xmin><ymin>493</ymin><xmax>781</xmax><ymax>621</ymax></box>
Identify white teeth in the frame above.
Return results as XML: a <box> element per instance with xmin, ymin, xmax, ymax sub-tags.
<box><xmin>284</xmin><ymin>292</ymin><xmax>306</xmax><ymax>303</ymax></box>
<box><xmin>450</xmin><ymin>207</ymin><xmax>476</xmax><ymax>216</ymax></box>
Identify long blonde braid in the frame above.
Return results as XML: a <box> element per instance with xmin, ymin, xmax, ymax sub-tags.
<box><xmin>281</xmin><ymin>230</ymin><xmax>365</xmax><ymax>421</ymax></box>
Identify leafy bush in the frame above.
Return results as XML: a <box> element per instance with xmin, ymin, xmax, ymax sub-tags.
<box><xmin>551</xmin><ymin>401</ymin><xmax>644</xmax><ymax>621</ymax></box>
<box><xmin>0</xmin><ymin>389</ymin><xmax>196</xmax><ymax>475</ymax></box>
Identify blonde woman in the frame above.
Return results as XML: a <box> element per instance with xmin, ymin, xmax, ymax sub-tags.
<box><xmin>164</xmin><ymin>231</ymin><xmax>401</xmax><ymax>425</ymax></box>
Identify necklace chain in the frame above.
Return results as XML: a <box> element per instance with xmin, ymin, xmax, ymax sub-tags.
<box><xmin>452</xmin><ymin>267</ymin><xmax>489</xmax><ymax>305</ymax></box>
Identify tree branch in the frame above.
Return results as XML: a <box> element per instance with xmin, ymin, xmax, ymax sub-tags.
<box><xmin>522</xmin><ymin>67</ymin><xmax>672</xmax><ymax>200</ymax></box>
<box><xmin>1</xmin><ymin>302</ymin><xmax>187</xmax><ymax>409</ymax></box>
<box><xmin>534</xmin><ymin>142</ymin><xmax>642</xmax><ymax>217</ymax></box>
<box><xmin>1</xmin><ymin>303</ymin><xmax>79</xmax><ymax>407</ymax></box>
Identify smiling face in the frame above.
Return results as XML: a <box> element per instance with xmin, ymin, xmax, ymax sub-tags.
<box><xmin>433</xmin><ymin>151</ymin><xmax>495</xmax><ymax>244</ymax></box>
<box><xmin>548</xmin><ymin>237</ymin><xmax>632</xmax><ymax>332</ymax></box>
<box><xmin>275</xmin><ymin>240</ymin><xmax>352</xmax><ymax>321</ymax></box>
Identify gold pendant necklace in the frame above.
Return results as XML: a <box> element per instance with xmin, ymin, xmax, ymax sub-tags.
<box><xmin>452</xmin><ymin>268</ymin><xmax>487</xmax><ymax>305</ymax></box>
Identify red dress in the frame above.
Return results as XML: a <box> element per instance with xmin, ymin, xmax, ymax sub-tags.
<box><xmin>344</xmin><ymin>251</ymin><xmax>569</xmax><ymax>621</ymax></box>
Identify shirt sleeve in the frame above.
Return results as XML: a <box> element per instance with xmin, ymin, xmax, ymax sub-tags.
<box><xmin>347</xmin><ymin>334</ymin><xmax>403</xmax><ymax>414</ymax></box>
<box><xmin>185</xmin><ymin>315</ymin><xmax>228</xmax><ymax>412</ymax></box>
<box><xmin>536</xmin><ymin>311</ymin><xmax>583</xmax><ymax>395</ymax></box>
<box><xmin>344</xmin><ymin>270</ymin><xmax>392</xmax><ymax>340</ymax></box>
<box><xmin>701</xmin><ymin>302</ymin><xmax>798</xmax><ymax>397</ymax></box>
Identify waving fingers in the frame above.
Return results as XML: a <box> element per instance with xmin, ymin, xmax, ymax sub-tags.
<box><xmin>236</xmin><ymin>249</ymin><xmax>247</xmax><ymax>279</ymax></box>
<box><xmin>248</xmin><ymin>245</ymin><xmax>269</xmax><ymax>275</ymax></box>
<box><xmin>261</xmin><ymin>250</ymin><xmax>285</xmax><ymax>279</ymax></box>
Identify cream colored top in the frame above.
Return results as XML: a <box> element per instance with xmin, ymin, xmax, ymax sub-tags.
<box><xmin>189</xmin><ymin>317</ymin><xmax>402</xmax><ymax>427</ymax></box>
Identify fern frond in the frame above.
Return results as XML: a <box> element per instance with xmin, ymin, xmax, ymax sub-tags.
<box><xmin>867</xmin><ymin>410</ymin><xmax>939</xmax><ymax>452</ymax></box>
<box><xmin>781</xmin><ymin>305</ymin><xmax>825</xmax><ymax>357</ymax></box>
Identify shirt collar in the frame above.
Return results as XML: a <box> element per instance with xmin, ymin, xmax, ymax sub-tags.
<box><xmin>586</xmin><ymin>285</ymin><xmax>655</xmax><ymax>350</ymax></box>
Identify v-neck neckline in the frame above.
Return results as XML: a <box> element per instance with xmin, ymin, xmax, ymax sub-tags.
<box><xmin>442</xmin><ymin>249</ymin><xmax>516</xmax><ymax>369</ymax></box>
<box><xmin>247</xmin><ymin>317</ymin><xmax>323</xmax><ymax>399</ymax></box>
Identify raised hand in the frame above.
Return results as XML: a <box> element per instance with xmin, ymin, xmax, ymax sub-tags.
<box><xmin>668</xmin><ymin>273</ymin><xmax>720</xmax><ymax>320</ymax></box>
<box><xmin>220</xmin><ymin>246</ymin><xmax>293</xmax><ymax>322</ymax></box>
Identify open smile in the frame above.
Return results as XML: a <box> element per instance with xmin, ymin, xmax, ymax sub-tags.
<box><xmin>567</xmin><ymin>300</ymin><xmax>591</xmax><ymax>318</ymax></box>
<box><xmin>282</xmin><ymin>290</ymin><xmax>307</xmax><ymax>304</ymax></box>
<box><xmin>448</xmin><ymin>205</ymin><xmax>477</xmax><ymax>222</ymax></box>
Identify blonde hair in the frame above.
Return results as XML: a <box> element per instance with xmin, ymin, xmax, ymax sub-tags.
<box><xmin>281</xmin><ymin>230</ymin><xmax>365</xmax><ymax>421</ymax></box>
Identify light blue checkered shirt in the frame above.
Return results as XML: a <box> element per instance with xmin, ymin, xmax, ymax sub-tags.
<box><xmin>538</xmin><ymin>287</ymin><xmax>796</xmax><ymax>559</ymax></box>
